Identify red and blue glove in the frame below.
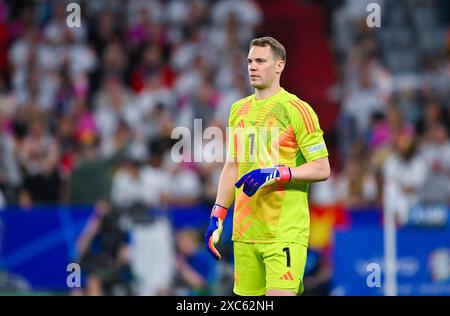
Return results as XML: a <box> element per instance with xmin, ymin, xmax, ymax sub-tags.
<box><xmin>235</xmin><ymin>165</ymin><xmax>291</xmax><ymax>197</ymax></box>
<box><xmin>205</xmin><ymin>204</ymin><xmax>228</xmax><ymax>260</ymax></box>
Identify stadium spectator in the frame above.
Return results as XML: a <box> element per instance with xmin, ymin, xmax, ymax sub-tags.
<box><xmin>0</xmin><ymin>106</ymin><xmax>21</xmax><ymax>203</ymax></box>
<box><xmin>172</xmin><ymin>227</ymin><xmax>217</xmax><ymax>296</ymax></box>
<box><xmin>383</xmin><ymin>129</ymin><xmax>427</xmax><ymax>224</ymax></box>
<box><xmin>337</xmin><ymin>141</ymin><xmax>378</xmax><ymax>209</ymax></box>
<box><xmin>416</xmin><ymin>99</ymin><xmax>448</xmax><ymax>137</ymax></box>
<box><xmin>419</xmin><ymin>122</ymin><xmax>450</xmax><ymax>204</ymax></box>
<box><xmin>76</xmin><ymin>200</ymin><xmax>133</xmax><ymax>296</ymax></box>
<box><xmin>17</xmin><ymin>117</ymin><xmax>62</xmax><ymax>204</ymax></box>
<box><xmin>113</xmin><ymin>138</ymin><xmax>176</xmax><ymax>296</ymax></box>
<box><xmin>163</xmin><ymin>161</ymin><xmax>203</xmax><ymax>207</ymax></box>
<box><xmin>68</xmin><ymin>133</ymin><xmax>128</xmax><ymax>204</ymax></box>
<box><xmin>0</xmin><ymin>189</ymin><xmax>4</xmax><ymax>209</ymax></box>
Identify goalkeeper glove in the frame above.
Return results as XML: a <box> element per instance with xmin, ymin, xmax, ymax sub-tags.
<box><xmin>205</xmin><ymin>204</ymin><xmax>228</xmax><ymax>260</ymax></box>
<box><xmin>235</xmin><ymin>165</ymin><xmax>291</xmax><ymax>197</ymax></box>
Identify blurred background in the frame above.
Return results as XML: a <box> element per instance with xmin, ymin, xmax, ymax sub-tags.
<box><xmin>0</xmin><ymin>0</ymin><xmax>449</xmax><ymax>296</ymax></box>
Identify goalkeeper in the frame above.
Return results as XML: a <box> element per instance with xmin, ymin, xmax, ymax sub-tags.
<box><xmin>205</xmin><ymin>37</ymin><xmax>330</xmax><ymax>296</ymax></box>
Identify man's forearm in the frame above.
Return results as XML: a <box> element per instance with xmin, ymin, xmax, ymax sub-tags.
<box><xmin>214</xmin><ymin>161</ymin><xmax>238</xmax><ymax>208</ymax></box>
<box><xmin>206</xmin><ymin>161</ymin><xmax>237</xmax><ymax>260</ymax></box>
<box><xmin>290</xmin><ymin>157</ymin><xmax>330</xmax><ymax>183</ymax></box>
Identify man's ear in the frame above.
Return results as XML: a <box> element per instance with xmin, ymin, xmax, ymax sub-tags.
<box><xmin>276</xmin><ymin>60</ymin><xmax>285</xmax><ymax>74</ymax></box>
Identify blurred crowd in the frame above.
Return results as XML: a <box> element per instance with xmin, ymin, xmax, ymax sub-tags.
<box><xmin>312</xmin><ymin>0</ymin><xmax>450</xmax><ymax>212</ymax></box>
<box><xmin>0</xmin><ymin>0</ymin><xmax>261</xmax><ymax>296</ymax></box>
<box><xmin>0</xmin><ymin>0</ymin><xmax>262</xmax><ymax>209</ymax></box>
<box><xmin>0</xmin><ymin>0</ymin><xmax>449</xmax><ymax>296</ymax></box>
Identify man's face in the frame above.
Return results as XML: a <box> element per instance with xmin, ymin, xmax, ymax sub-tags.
<box><xmin>247</xmin><ymin>45</ymin><xmax>284</xmax><ymax>90</ymax></box>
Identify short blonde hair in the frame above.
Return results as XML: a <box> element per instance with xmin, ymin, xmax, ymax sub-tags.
<box><xmin>250</xmin><ymin>36</ymin><xmax>286</xmax><ymax>62</ymax></box>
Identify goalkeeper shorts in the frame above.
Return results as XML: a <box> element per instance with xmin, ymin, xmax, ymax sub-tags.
<box><xmin>233</xmin><ymin>241</ymin><xmax>307</xmax><ymax>296</ymax></box>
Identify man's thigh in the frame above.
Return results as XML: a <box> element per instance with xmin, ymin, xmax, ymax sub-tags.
<box><xmin>233</xmin><ymin>242</ymin><xmax>266</xmax><ymax>296</ymax></box>
<box><xmin>262</xmin><ymin>242</ymin><xmax>307</xmax><ymax>295</ymax></box>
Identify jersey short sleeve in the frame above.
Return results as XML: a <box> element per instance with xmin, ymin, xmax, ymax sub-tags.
<box><xmin>288</xmin><ymin>98</ymin><xmax>328</xmax><ymax>162</ymax></box>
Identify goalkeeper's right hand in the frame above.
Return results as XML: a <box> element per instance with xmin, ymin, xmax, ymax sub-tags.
<box><xmin>205</xmin><ymin>204</ymin><xmax>228</xmax><ymax>260</ymax></box>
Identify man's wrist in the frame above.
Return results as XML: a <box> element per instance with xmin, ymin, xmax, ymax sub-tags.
<box><xmin>277</xmin><ymin>166</ymin><xmax>292</xmax><ymax>182</ymax></box>
<box><xmin>211</xmin><ymin>204</ymin><xmax>228</xmax><ymax>220</ymax></box>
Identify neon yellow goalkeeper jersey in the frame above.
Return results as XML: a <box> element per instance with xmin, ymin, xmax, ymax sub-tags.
<box><xmin>227</xmin><ymin>88</ymin><xmax>328</xmax><ymax>245</ymax></box>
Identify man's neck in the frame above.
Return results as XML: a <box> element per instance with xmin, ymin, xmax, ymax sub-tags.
<box><xmin>254</xmin><ymin>83</ymin><xmax>282</xmax><ymax>100</ymax></box>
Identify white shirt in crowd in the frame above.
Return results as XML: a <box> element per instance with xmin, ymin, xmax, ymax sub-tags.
<box><xmin>0</xmin><ymin>190</ymin><xmax>5</xmax><ymax>210</ymax></box>
<box><xmin>383</xmin><ymin>152</ymin><xmax>427</xmax><ymax>223</ymax></box>
<box><xmin>111</xmin><ymin>165</ymin><xmax>170</xmax><ymax>209</ymax></box>
<box><xmin>419</xmin><ymin>142</ymin><xmax>450</xmax><ymax>203</ymax></box>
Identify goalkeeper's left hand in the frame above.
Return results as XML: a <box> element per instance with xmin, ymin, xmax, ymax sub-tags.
<box><xmin>235</xmin><ymin>165</ymin><xmax>291</xmax><ymax>197</ymax></box>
